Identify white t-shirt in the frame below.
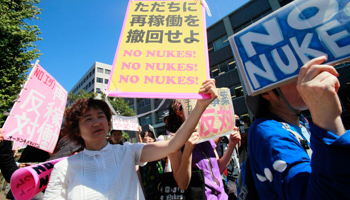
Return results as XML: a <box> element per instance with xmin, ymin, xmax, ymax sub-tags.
<box><xmin>43</xmin><ymin>143</ymin><xmax>146</xmax><ymax>200</ymax></box>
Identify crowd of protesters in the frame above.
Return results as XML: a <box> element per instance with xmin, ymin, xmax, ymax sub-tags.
<box><xmin>0</xmin><ymin>56</ymin><xmax>349</xmax><ymax>200</ymax></box>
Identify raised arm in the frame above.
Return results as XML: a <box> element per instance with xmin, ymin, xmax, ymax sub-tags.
<box><xmin>169</xmin><ymin>132</ymin><xmax>199</xmax><ymax>190</ymax></box>
<box><xmin>217</xmin><ymin>127</ymin><xmax>241</xmax><ymax>174</ymax></box>
<box><xmin>136</xmin><ymin>126</ymin><xmax>142</xmax><ymax>143</ymax></box>
<box><xmin>140</xmin><ymin>79</ymin><xmax>218</xmax><ymax>162</ymax></box>
<box><xmin>297</xmin><ymin>56</ymin><xmax>346</xmax><ymax>136</ymax></box>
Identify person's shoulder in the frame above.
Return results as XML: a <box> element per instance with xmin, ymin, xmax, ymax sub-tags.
<box><xmin>251</xmin><ymin>118</ymin><xmax>283</xmax><ymax>134</ymax></box>
<box><xmin>249</xmin><ymin>118</ymin><xmax>291</xmax><ymax>146</ymax></box>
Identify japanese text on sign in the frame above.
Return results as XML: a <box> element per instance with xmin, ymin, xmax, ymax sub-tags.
<box><xmin>182</xmin><ymin>88</ymin><xmax>235</xmax><ymax>143</ymax></box>
<box><xmin>107</xmin><ymin>0</ymin><xmax>210</xmax><ymax>99</ymax></box>
<box><xmin>2</xmin><ymin>64</ymin><xmax>68</xmax><ymax>153</ymax></box>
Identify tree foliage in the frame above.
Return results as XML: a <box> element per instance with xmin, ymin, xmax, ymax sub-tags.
<box><xmin>66</xmin><ymin>89</ymin><xmax>98</xmax><ymax>108</ymax></box>
<box><xmin>122</xmin><ymin>131</ymin><xmax>130</xmax><ymax>141</ymax></box>
<box><xmin>100</xmin><ymin>93</ymin><xmax>136</xmax><ymax>117</ymax></box>
<box><xmin>66</xmin><ymin>91</ymin><xmax>136</xmax><ymax>117</ymax></box>
<box><xmin>0</xmin><ymin>0</ymin><xmax>42</xmax><ymax>126</ymax></box>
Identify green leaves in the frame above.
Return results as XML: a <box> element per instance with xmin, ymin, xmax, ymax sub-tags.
<box><xmin>0</xmin><ymin>0</ymin><xmax>42</xmax><ymax>126</ymax></box>
<box><xmin>67</xmin><ymin>91</ymin><xmax>136</xmax><ymax>117</ymax></box>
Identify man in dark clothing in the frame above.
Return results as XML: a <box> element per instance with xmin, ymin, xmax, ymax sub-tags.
<box><xmin>0</xmin><ymin>132</ymin><xmax>18</xmax><ymax>199</ymax></box>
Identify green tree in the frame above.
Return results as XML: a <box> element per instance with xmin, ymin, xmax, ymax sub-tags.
<box><xmin>0</xmin><ymin>0</ymin><xmax>42</xmax><ymax>126</ymax></box>
<box><xmin>122</xmin><ymin>131</ymin><xmax>129</xmax><ymax>141</ymax></box>
<box><xmin>67</xmin><ymin>91</ymin><xmax>135</xmax><ymax>117</ymax></box>
<box><xmin>100</xmin><ymin>93</ymin><xmax>136</xmax><ymax>117</ymax></box>
<box><xmin>66</xmin><ymin>89</ymin><xmax>98</xmax><ymax>108</ymax></box>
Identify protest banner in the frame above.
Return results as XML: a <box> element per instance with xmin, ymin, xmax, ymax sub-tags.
<box><xmin>10</xmin><ymin>157</ymin><xmax>66</xmax><ymax>200</ymax></box>
<box><xmin>2</xmin><ymin>62</ymin><xmax>68</xmax><ymax>153</ymax></box>
<box><xmin>107</xmin><ymin>0</ymin><xmax>210</xmax><ymax>99</ymax></box>
<box><xmin>112</xmin><ymin>115</ymin><xmax>139</xmax><ymax>131</ymax></box>
<box><xmin>229</xmin><ymin>0</ymin><xmax>350</xmax><ymax>96</ymax></box>
<box><xmin>182</xmin><ymin>88</ymin><xmax>235</xmax><ymax>143</ymax></box>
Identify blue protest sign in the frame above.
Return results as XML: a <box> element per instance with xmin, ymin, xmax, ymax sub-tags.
<box><xmin>229</xmin><ymin>0</ymin><xmax>350</xmax><ymax>96</ymax></box>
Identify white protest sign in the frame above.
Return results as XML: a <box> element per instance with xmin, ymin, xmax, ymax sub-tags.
<box><xmin>112</xmin><ymin>115</ymin><xmax>139</xmax><ymax>131</ymax></box>
<box><xmin>182</xmin><ymin>88</ymin><xmax>235</xmax><ymax>143</ymax></box>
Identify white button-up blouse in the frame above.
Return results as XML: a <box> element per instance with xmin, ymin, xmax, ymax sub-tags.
<box><xmin>43</xmin><ymin>142</ymin><xmax>146</xmax><ymax>200</ymax></box>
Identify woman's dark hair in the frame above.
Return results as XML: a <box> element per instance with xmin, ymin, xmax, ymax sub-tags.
<box><xmin>166</xmin><ymin>99</ymin><xmax>183</xmax><ymax>133</ymax></box>
<box><xmin>256</xmin><ymin>88</ymin><xmax>279</xmax><ymax>118</ymax></box>
<box><xmin>141</xmin><ymin>130</ymin><xmax>155</xmax><ymax>140</ymax></box>
<box><xmin>62</xmin><ymin>98</ymin><xmax>112</xmax><ymax>148</ymax></box>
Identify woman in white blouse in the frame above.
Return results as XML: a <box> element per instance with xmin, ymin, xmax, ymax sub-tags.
<box><xmin>43</xmin><ymin>79</ymin><xmax>218</xmax><ymax>200</ymax></box>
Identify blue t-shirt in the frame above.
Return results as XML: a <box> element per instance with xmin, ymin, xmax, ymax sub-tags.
<box><xmin>248</xmin><ymin>116</ymin><xmax>350</xmax><ymax>200</ymax></box>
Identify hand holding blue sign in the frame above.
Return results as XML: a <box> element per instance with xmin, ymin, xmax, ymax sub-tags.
<box><xmin>297</xmin><ymin>56</ymin><xmax>345</xmax><ymax>136</ymax></box>
<box><xmin>230</xmin><ymin>0</ymin><xmax>350</xmax><ymax>95</ymax></box>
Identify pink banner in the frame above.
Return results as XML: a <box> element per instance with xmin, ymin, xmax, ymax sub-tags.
<box><xmin>10</xmin><ymin>157</ymin><xmax>66</xmax><ymax>200</ymax></box>
<box><xmin>2</xmin><ymin>63</ymin><xmax>68</xmax><ymax>153</ymax></box>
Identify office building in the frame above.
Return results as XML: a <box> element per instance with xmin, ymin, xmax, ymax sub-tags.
<box><xmin>70</xmin><ymin>62</ymin><xmax>112</xmax><ymax>97</ymax></box>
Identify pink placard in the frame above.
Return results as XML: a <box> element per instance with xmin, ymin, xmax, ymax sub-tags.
<box><xmin>2</xmin><ymin>63</ymin><xmax>68</xmax><ymax>153</ymax></box>
<box><xmin>10</xmin><ymin>157</ymin><xmax>66</xmax><ymax>200</ymax></box>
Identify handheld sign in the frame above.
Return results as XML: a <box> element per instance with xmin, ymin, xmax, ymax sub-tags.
<box><xmin>229</xmin><ymin>0</ymin><xmax>350</xmax><ymax>96</ymax></box>
<box><xmin>182</xmin><ymin>88</ymin><xmax>235</xmax><ymax>143</ymax></box>
<box><xmin>107</xmin><ymin>0</ymin><xmax>210</xmax><ymax>99</ymax></box>
<box><xmin>112</xmin><ymin>115</ymin><xmax>139</xmax><ymax>131</ymax></box>
<box><xmin>10</xmin><ymin>157</ymin><xmax>66</xmax><ymax>200</ymax></box>
<box><xmin>2</xmin><ymin>62</ymin><xmax>68</xmax><ymax>153</ymax></box>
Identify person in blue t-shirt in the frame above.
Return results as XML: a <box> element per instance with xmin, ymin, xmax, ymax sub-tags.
<box><xmin>245</xmin><ymin>56</ymin><xmax>350</xmax><ymax>200</ymax></box>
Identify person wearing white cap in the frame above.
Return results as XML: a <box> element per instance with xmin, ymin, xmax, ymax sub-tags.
<box><xmin>245</xmin><ymin>56</ymin><xmax>350</xmax><ymax>199</ymax></box>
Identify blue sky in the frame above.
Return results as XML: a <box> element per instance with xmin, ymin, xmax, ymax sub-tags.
<box><xmin>31</xmin><ymin>0</ymin><xmax>250</xmax><ymax>91</ymax></box>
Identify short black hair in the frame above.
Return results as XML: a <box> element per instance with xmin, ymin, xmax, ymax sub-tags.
<box><xmin>166</xmin><ymin>99</ymin><xmax>183</xmax><ymax>133</ymax></box>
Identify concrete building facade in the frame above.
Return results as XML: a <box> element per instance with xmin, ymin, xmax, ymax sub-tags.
<box><xmin>70</xmin><ymin>62</ymin><xmax>112</xmax><ymax>96</ymax></box>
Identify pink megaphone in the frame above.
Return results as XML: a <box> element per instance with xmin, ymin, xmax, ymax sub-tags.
<box><xmin>10</xmin><ymin>157</ymin><xmax>66</xmax><ymax>200</ymax></box>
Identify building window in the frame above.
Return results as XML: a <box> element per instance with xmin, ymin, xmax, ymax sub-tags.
<box><xmin>208</xmin><ymin>43</ymin><xmax>214</xmax><ymax>54</ymax></box>
<box><xmin>211</xmin><ymin>65</ymin><xmax>219</xmax><ymax>78</ymax></box>
<box><xmin>138</xmin><ymin>99</ymin><xmax>151</xmax><ymax>108</ymax></box>
<box><xmin>140</xmin><ymin>115</ymin><xmax>152</xmax><ymax>126</ymax></box>
<box><xmin>227</xmin><ymin>58</ymin><xmax>236</xmax><ymax>70</ymax></box>
<box><xmin>218</xmin><ymin>61</ymin><xmax>228</xmax><ymax>75</ymax></box>
<box><xmin>157</xmin><ymin>110</ymin><xmax>168</xmax><ymax>123</ymax></box>
<box><xmin>235</xmin><ymin>86</ymin><xmax>244</xmax><ymax>98</ymax></box>
<box><xmin>105</xmin><ymin>69</ymin><xmax>111</xmax><ymax>75</ymax></box>
<box><xmin>210</xmin><ymin>57</ymin><xmax>237</xmax><ymax>78</ymax></box>
<box><xmin>97</xmin><ymin>77</ymin><xmax>103</xmax><ymax>83</ymax></box>
<box><xmin>96</xmin><ymin>88</ymin><xmax>101</xmax><ymax>93</ymax></box>
<box><xmin>229</xmin><ymin>85</ymin><xmax>244</xmax><ymax>99</ymax></box>
<box><xmin>97</xmin><ymin>67</ymin><xmax>103</xmax><ymax>73</ymax></box>
<box><xmin>229</xmin><ymin>86</ymin><xmax>236</xmax><ymax>99</ymax></box>
<box><xmin>105</xmin><ymin>79</ymin><xmax>109</xmax><ymax>84</ymax></box>
<box><xmin>213</xmin><ymin>35</ymin><xmax>229</xmax><ymax>51</ymax></box>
